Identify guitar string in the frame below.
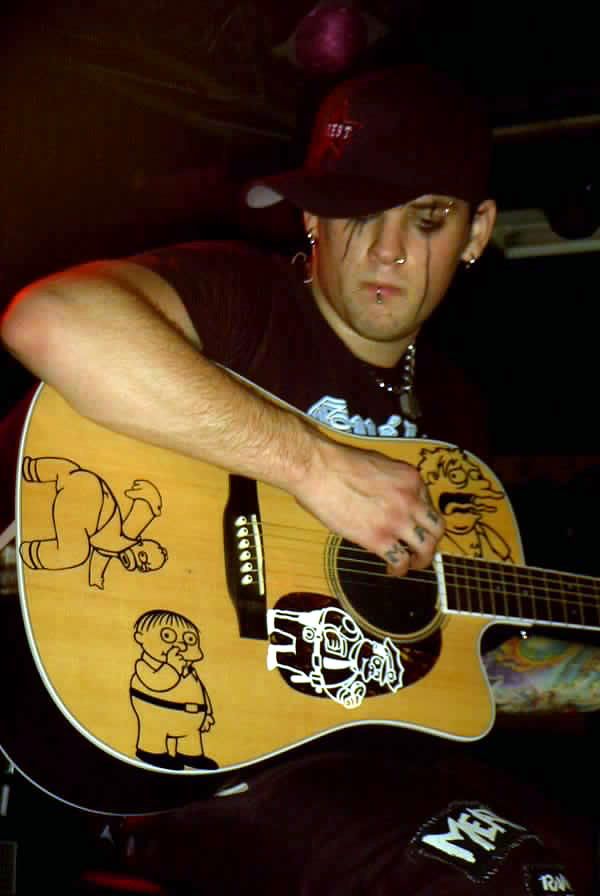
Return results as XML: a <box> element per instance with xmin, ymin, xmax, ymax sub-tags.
<box><xmin>235</xmin><ymin>547</ymin><xmax>600</xmax><ymax>617</ymax></box>
<box><xmin>253</xmin><ymin>518</ymin><xmax>596</xmax><ymax>587</ymax></box>
<box><xmin>252</xmin><ymin>521</ymin><xmax>600</xmax><ymax>602</ymax></box>
<box><xmin>253</xmin><ymin>517</ymin><xmax>593</xmax><ymax>589</ymax></box>
<box><xmin>238</xmin><ymin>524</ymin><xmax>600</xmax><ymax>613</ymax></box>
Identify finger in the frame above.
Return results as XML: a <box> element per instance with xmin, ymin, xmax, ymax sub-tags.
<box><xmin>394</xmin><ymin>522</ymin><xmax>438</xmax><ymax>570</ymax></box>
<box><xmin>384</xmin><ymin>541</ymin><xmax>411</xmax><ymax>577</ymax></box>
<box><xmin>414</xmin><ymin>509</ymin><xmax>444</xmax><ymax>544</ymax></box>
<box><xmin>416</xmin><ymin>484</ymin><xmax>443</xmax><ymax>525</ymax></box>
<box><xmin>411</xmin><ymin>488</ymin><xmax>444</xmax><ymax>537</ymax></box>
<box><xmin>425</xmin><ymin>506</ymin><xmax>443</xmax><ymax>529</ymax></box>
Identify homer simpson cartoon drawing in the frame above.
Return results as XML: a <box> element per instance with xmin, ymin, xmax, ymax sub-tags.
<box><xmin>19</xmin><ymin>455</ymin><xmax>167</xmax><ymax>589</ymax></box>
<box><xmin>130</xmin><ymin>609</ymin><xmax>218</xmax><ymax>771</ymax></box>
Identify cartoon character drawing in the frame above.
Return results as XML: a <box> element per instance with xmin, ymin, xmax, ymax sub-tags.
<box><xmin>417</xmin><ymin>446</ymin><xmax>513</xmax><ymax>562</ymax></box>
<box><xmin>19</xmin><ymin>455</ymin><xmax>167</xmax><ymax>589</ymax></box>
<box><xmin>130</xmin><ymin>609</ymin><xmax>217</xmax><ymax>771</ymax></box>
<box><xmin>267</xmin><ymin>599</ymin><xmax>404</xmax><ymax>708</ymax></box>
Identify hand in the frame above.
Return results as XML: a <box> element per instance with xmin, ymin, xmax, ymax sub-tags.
<box><xmin>294</xmin><ymin>436</ymin><xmax>444</xmax><ymax>577</ymax></box>
<box><xmin>201</xmin><ymin>713</ymin><xmax>215</xmax><ymax>733</ymax></box>
<box><xmin>166</xmin><ymin>645</ymin><xmax>186</xmax><ymax>674</ymax></box>
<box><xmin>125</xmin><ymin>479</ymin><xmax>163</xmax><ymax>515</ymax></box>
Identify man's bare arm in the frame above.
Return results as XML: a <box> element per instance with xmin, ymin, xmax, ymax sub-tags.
<box><xmin>1</xmin><ymin>261</ymin><xmax>443</xmax><ymax>573</ymax></box>
<box><xmin>1</xmin><ymin>260</ymin><xmax>311</xmax><ymax>486</ymax></box>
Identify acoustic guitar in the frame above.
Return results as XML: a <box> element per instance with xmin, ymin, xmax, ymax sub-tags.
<box><xmin>7</xmin><ymin>382</ymin><xmax>599</xmax><ymax>813</ymax></box>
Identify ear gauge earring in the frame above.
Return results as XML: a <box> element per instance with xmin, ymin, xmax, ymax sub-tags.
<box><xmin>291</xmin><ymin>230</ymin><xmax>317</xmax><ymax>285</ymax></box>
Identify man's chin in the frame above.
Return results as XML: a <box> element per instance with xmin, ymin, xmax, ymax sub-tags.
<box><xmin>352</xmin><ymin>318</ymin><xmax>415</xmax><ymax>346</ymax></box>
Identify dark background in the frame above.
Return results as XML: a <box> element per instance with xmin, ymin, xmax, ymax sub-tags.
<box><xmin>2</xmin><ymin>1</ymin><xmax>599</xmax><ymax>459</ymax></box>
<box><xmin>1</xmin><ymin>2</ymin><xmax>599</xmax><ymax>891</ymax></box>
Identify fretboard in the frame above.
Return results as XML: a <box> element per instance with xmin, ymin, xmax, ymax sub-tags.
<box><xmin>442</xmin><ymin>555</ymin><xmax>600</xmax><ymax>632</ymax></box>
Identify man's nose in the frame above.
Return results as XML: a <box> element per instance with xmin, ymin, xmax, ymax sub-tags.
<box><xmin>368</xmin><ymin>220</ymin><xmax>408</xmax><ymax>267</ymax></box>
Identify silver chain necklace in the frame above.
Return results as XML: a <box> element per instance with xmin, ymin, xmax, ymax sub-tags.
<box><xmin>365</xmin><ymin>342</ymin><xmax>421</xmax><ymax>421</ymax></box>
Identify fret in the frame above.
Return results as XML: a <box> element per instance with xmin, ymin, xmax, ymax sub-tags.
<box><xmin>478</xmin><ymin>559</ymin><xmax>496</xmax><ymax>617</ymax></box>
<box><xmin>463</xmin><ymin>556</ymin><xmax>475</xmax><ymax>614</ymax></box>
<box><xmin>446</xmin><ymin>556</ymin><xmax>469</xmax><ymax>614</ymax></box>
<box><xmin>560</xmin><ymin>573</ymin><xmax>584</xmax><ymax>627</ymax></box>
<box><xmin>549</xmin><ymin>568</ymin><xmax>568</xmax><ymax>625</ymax></box>
<box><xmin>515</xmin><ymin>574</ymin><xmax>524</xmax><ymax>619</ymax></box>
<box><xmin>454</xmin><ymin>556</ymin><xmax>472</xmax><ymax>615</ymax></box>
<box><xmin>515</xmin><ymin>566</ymin><xmax>536</xmax><ymax>621</ymax></box>
<box><xmin>471</xmin><ymin>553</ymin><xmax>483</xmax><ymax>615</ymax></box>
<box><xmin>538</xmin><ymin>568</ymin><xmax>554</xmax><ymax>623</ymax></box>
<box><xmin>501</xmin><ymin>564</ymin><xmax>523</xmax><ymax>620</ymax></box>
<box><xmin>499</xmin><ymin>565</ymin><xmax>529</xmax><ymax>621</ymax></box>
<box><xmin>533</xmin><ymin>565</ymin><xmax>552</xmax><ymax>622</ymax></box>
<box><xmin>468</xmin><ymin>555</ymin><xmax>478</xmax><ymax>613</ymax></box>
<box><xmin>584</xmin><ymin>578</ymin><xmax>600</xmax><ymax>628</ymax></box>
<box><xmin>444</xmin><ymin>556</ymin><xmax>460</xmax><ymax>612</ymax></box>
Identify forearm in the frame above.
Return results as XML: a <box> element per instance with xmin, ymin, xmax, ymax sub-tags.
<box><xmin>2</xmin><ymin>263</ymin><xmax>445</xmax><ymax>575</ymax></box>
<box><xmin>1</xmin><ymin>266</ymin><xmax>316</xmax><ymax>493</ymax></box>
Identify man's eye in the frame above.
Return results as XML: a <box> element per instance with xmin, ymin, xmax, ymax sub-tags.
<box><xmin>411</xmin><ymin>205</ymin><xmax>451</xmax><ymax>231</ymax></box>
<box><xmin>353</xmin><ymin>214</ymin><xmax>378</xmax><ymax>226</ymax></box>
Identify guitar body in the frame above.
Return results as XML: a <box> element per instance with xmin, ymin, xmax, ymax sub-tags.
<box><xmin>14</xmin><ymin>383</ymin><xmax>524</xmax><ymax>812</ymax></box>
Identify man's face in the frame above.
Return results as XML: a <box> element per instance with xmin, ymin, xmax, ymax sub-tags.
<box><xmin>305</xmin><ymin>196</ymin><xmax>488</xmax><ymax>362</ymax></box>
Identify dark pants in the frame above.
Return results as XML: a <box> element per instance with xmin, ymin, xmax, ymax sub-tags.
<box><xmin>122</xmin><ymin>745</ymin><xmax>595</xmax><ymax>895</ymax></box>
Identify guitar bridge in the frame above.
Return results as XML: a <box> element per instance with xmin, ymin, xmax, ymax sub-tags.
<box><xmin>223</xmin><ymin>475</ymin><xmax>267</xmax><ymax>640</ymax></box>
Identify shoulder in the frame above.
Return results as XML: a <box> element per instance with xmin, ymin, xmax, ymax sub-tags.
<box><xmin>133</xmin><ymin>240</ymin><xmax>288</xmax><ymax>279</ymax></box>
<box><xmin>131</xmin><ymin>239</ymin><xmax>294</xmax><ymax>315</ymax></box>
<box><xmin>130</xmin><ymin>241</ymin><xmax>295</xmax><ymax>355</ymax></box>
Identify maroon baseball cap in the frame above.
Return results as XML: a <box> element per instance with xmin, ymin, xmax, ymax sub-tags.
<box><xmin>246</xmin><ymin>64</ymin><xmax>492</xmax><ymax>217</ymax></box>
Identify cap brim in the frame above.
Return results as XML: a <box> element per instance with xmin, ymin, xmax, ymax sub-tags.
<box><xmin>245</xmin><ymin>171</ymin><xmax>475</xmax><ymax>218</ymax></box>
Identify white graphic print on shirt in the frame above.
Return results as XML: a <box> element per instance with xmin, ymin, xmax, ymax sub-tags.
<box><xmin>307</xmin><ymin>395</ymin><xmax>418</xmax><ymax>438</ymax></box>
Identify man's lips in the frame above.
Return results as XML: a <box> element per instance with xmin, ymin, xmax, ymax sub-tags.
<box><xmin>363</xmin><ymin>281</ymin><xmax>404</xmax><ymax>298</ymax></box>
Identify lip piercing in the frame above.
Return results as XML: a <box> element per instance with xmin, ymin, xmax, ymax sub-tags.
<box><xmin>376</xmin><ymin>288</ymin><xmax>383</xmax><ymax>304</ymax></box>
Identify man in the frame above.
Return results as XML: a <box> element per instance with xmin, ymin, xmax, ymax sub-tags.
<box><xmin>1</xmin><ymin>65</ymin><xmax>595</xmax><ymax>893</ymax></box>
<box><xmin>0</xmin><ymin>64</ymin><xmax>495</xmax><ymax>576</ymax></box>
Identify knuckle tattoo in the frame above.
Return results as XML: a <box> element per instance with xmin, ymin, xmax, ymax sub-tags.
<box><xmin>385</xmin><ymin>542</ymin><xmax>408</xmax><ymax>565</ymax></box>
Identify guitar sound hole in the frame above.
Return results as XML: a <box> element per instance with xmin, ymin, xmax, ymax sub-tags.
<box><xmin>331</xmin><ymin>539</ymin><xmax>440</xmax><ymax>640</ymax></box>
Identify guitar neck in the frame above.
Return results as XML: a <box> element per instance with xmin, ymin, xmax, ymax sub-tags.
<box><xmin>441</xmin><ymin>554</ymin><xmax>600</xmax><ymax>633</ymax></box>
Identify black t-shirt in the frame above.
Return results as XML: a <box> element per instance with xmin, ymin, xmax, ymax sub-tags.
<box><xmin>134</xmin><ymin>240</ymin><xmax>490</xmax><ymax>459</ymax></box>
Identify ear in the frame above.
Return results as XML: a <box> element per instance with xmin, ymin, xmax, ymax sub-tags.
<box><xmin>303</xmin><ymin>211</ymin><xmax>319</xmax><ymax>240</ymax></box>
<box><xmin>461</xmin><ymin>199</ymin><xmax>497</xmax><ymax>263</ymax></box>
